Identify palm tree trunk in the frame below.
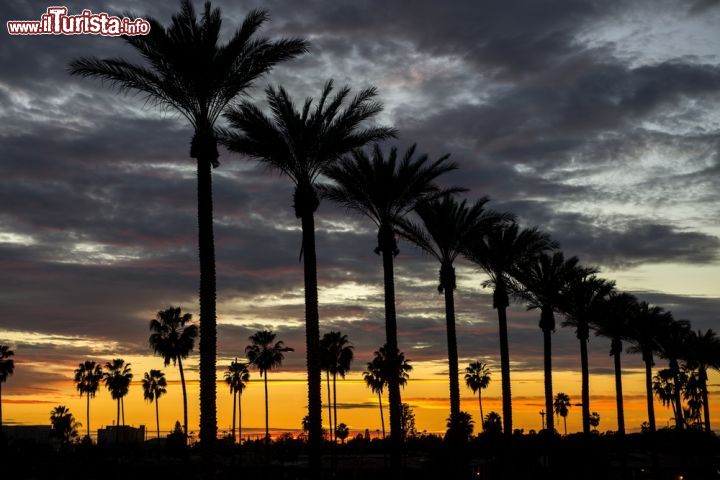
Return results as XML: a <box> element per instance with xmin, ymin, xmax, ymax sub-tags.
<box><xmin>670</xmin><ymin>360</ymin><xmax>685</xmax><ymax>430</ymax></box>
<box><xmin>264</xmin><ymin>374</ymin><xmax>270</xmax><ymax>440</ymax></box>
<box><xmin>441</xmin><ymin>264</ymin><xmax>460</xmax><ymax>418</ymax></box>
<box><xmin>326</xmin><ymin>371</ymin><xmax>333</xmax><ymax>442</ymax></box>
<box><xmin>177</xmin><ymin>357</ymin><xmax>189</xmax><ymax>438</ymax></box>
<box><xmin>700</xmin><ymin>366</ymin><xmax>711</xmax><ymax>433</ymax></box>
<box><xmin>195</xmin><ymin>138</ymin><xmax>218</xmax><ymax>446</ymax></box>
<box><xmin>579</xmin><ymin>331</ymin><xmax>591</xmax><ymax>435</ymax></box>
<box><xmin>238</xmin><ymin>391</ymin><xmax>243</xmax><ymax>443</ymax></box>
<box><xmin>378</xmin><ymin>392</ymin><xmax>386</xmax><ymax>438</ymax></box>
<box><xmin>121</xmin><ymin>397</ymin><xmax>125</xmax><ymax>426</ymax></box>
<box><xmin>644</xmin><ymin>354</ymin><xmax>656</xmax><ymax>431</ymax></box>
<box><xmin>156</xmin><ymin>398</ymin><xmax>160</xmax><ymax>439</ymax></box>
<box><xmin>116</xmin><ymin>398</ymin><xmax>120</xmax><ymax>443</ymax></box>
<box><xmin>478</xmin><ymin>391</ymin><xmax>484</xmax><ymax>431</ymax></box>
<box><xmin>299</xmin><ymin>208</ymin><xmax>323</xmax><ymax>470</ymax></box>
<box><xmin>231</xmin><ymin>390</ymin><xmax>237</xmax><ymax>443</ymax></box>
<box><xmin>612</xmin><ymin>342</ymin><xmax>625</xmax><ymax>435</ymax></box>
<box><xmin>86</xmin><ymin>395</ymin><xmax>91</xmax><ymax>438</ymax></box>
<box><xmin>542</xmin><ymin>326</ymin><xmax>554</xmax><ymax>433</ymax></box>
<box><xmin>333</xmin><ymin>372</ymin><xmax>338</xmax><ymax>442</ymax></box>
<box><xmin>563</xmin><ymin>415</ymin><xmax>567</xmax><ymax>435</ymax></box>
<box><xmin>496</xmin><ymin>304</ymin><xmax>513</xmax><ymax>435</ymax></box>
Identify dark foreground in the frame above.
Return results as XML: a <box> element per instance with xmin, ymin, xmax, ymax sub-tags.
<box><xmin>1</xmin><ymin>430</ymin><xmax>719</xmax><ymax>480</ymax></box>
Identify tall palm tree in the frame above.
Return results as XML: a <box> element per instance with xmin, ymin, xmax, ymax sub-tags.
<box><xmin>655</xmin><ymin>317</ymin><xmax>691</xmax><ymax>430</ymax></box>
<box><xmin>320</xmin><ymin>331</ymin><xmax>354</xmax><ymax>442</ymax></box>
<box><xmin>463</xmin><ymin>223</ymin><xmax>555</xmax><ymax>435</ymax></box>
<box><xmin>684</xmin><ymin>329</ymin><xmax>720</xmax><ymax>432</ymax></box>
<box><xmin>464</xmin><ymin>361</ymin><xmax>491</xmax><ymax>430</ymax></box>
<box><xmin>224</xmin><ymin>359</ymin><xmax>250</xmax><ymax>443</ymax></box>
<box><xmin>322</xmin><ymin>144</ymin><xmax>457</xmax><ymax>444</ymax></box>
<box><xmin>246</xmin><ymin>330</ymin><xmax>293</xmax><ymax>440</ymax></box>
<box><xmin>74</xmin><ymin>360</ymin><xmax>103</xmax><ymax>438</ymax></box>
<box><xmin>70</xmin><ymin>1</ymin><xmax>308</xmax><ymax>445</ymax></box>
<box><xmin>553</xmin><ymin>392</ymin><xmax>572</xmax><ymax>435</ymax></box>
<box><xmin>0</xmin><ymin>345</ymin><xmax>15</xmax><ymax>432</ymax></box>
<box><xmin>103</xmin><ymin>359</ymin><xmax>133</xmax><ymax>441</ymax></box>
<box><xmin>363</xmin><ymin>360</ymin><xmax>387</xmax><ymax>438</ymax></box>
<box><xmin>142</xmin><ymin>370</ymin><xmax>168</xmax><ymax>439</ymax></box>
<box><xmin>513</xmin><ymin>251</ymin><xmax>584</xmax><ymax>434</ymax></box>
<box><xmin>222</xmin><ymin>83</ymin><xmax>393</xmax><ymax>458</ymax></box>
<box><xmin>398</xmin><ymin>195</ymin><xmax>509</xmax><ymax>421</ymax></box>
<box><xmin>149</xmin><ymin>306</ymin><xmax>198</xmax><ymax>437</ymax></box>
<box><xmin>626</xmin><ymin>301</ymin><xmax>672</xmax><ymax>432</ymax></box>
<box><xmin>559</xmin><ymin>272</ymin><xmax>615</xmax><ymax>434</ymax></box>
<box><xmin>591</xmin><ymin>292</ymin><xmax>638</xmax><ymax>435</ymax></box>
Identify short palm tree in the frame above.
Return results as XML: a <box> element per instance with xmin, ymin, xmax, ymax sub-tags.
<box><xmin>246</xmin><ymin>330</ymin><xmax>293</xmax><ymax>440</ymax></box>
<box><xmin>463</xmin><ymin>223</ymin><xmax>555</xmax><ymax>435</ymax></box>
<box><xmin>103</xmin><ymin>359</ymin><xmax>133</xmax><ymax>439</ymax></box>
<box><xmin>398</xmin><ymin>195</ymin><xmax>509</xmax><ymax>421</ymax></box>
<box><xmin>553</xmin><ymin>392</ymin><xmax>572</xmax><ymax>434</ymax></box>
<box><xmin>684</xmin><ymin>329</ymin><xmax>720</xmax><ymax>432</ymax></box>
<box><xmin>654</xmin><ymin>317</ymin><xmax>691</xmax><ymax>430</ymax></box>
<box><xmin>513</xmin><ymin>251</ymin><xmax>584</xmax><ymax>433</ymax></box>
<box><xmin>222</xmin><ymin>83</ymin><xmax>393</xmax><ymax>457</ymax></box>
<box><xmin>0</xmin><ymin>345</ymin><xmax>15</xmax><ymax>432</ymax></box>
<box><xmin>363</xmin><ymin>360</ymin><xmax>387</xmax><ymax>438</ymax></box>
<box><xmin>320</xmin><ymin>331</ymin><xmax>354</xmax><ymax>442</ymax></box>
<box><xmin>560</xmin><ymin>272</ymin><xmax>615</xmax><ymax>434</ymax></box>
<box><xmin>591</xmin><ymin>291</ymin><xmax>638</xmax><ymax>435</ymax></box>
<box><xmin>626</xmin><ymin>301</ymin><xmax>673</xmax><ymax>432</ymax></box>
<box><xmin>50</xmin><ymin>405</ymin><xmax>79</xmax><ymax>443</ymax></box>
<box><xmin>224</xmin><ymin>359</ymin><xmax>250</xmax><ymax>443</ymax></box>
<box><xmin>142</xmin><ymin>370</ymin><xmax>168</xmax><ymax>439</ymax></box>
<box><xmin>464</xmin><ymin>361</ymin><xmax>491</xmax><ymax>431</ymax></box>
<box><xmin>74</xmin><ymin>360</ymin><xmax>103</xmax><ymax>438</ymax></box>
<box><xmin>149</xmin><ymin>306</ymin><xmax>198</xmax><ymax>436</ymax></box>
<box><xmin>70</xmin><ymin>1</ymin><xmax>308</xmax><ymax>444</ymax></box>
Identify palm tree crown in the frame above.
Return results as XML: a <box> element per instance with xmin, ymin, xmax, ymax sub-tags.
<box><xmin>224</xmin><ymin>360</ymin><xmax>251</xmax><ymax>395</ymax></box>
<box><xmin>246</xmin><ymin>330</ymin><xmax>294</xmax><ymax>375</ymax></box>
<box><xmin>142</xmin><ymin>370</ymin><xmax>168</xmax><ymax>403</ymax></box>
<box><xmin>149</xmin><ymin>307</ymin><xmax>198</xmax><ymax>366</ymax></box>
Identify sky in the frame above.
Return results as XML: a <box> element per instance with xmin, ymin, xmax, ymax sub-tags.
<box><xmin>1</xmin><ymin>0</ymin><xmax>719</xmax><ymax>437</ymax></box>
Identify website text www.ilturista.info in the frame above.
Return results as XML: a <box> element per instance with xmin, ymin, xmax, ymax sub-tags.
<box><xmin>7</xmin><ymin>6</ymin><xmax>150</xmax><ymax>36</ymax></box>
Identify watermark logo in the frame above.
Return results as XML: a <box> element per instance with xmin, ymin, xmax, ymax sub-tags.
<box><xmin>7</xmin><ymin>6</ymin><xmax>150</xmax><ymax>36</ymax></box>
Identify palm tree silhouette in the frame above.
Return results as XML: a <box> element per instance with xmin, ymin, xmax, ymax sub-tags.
<box><xmin>398</xmin><ymin>195</ymin><xmax>508</xmax><ymax>421</ymax></box>
<box><xmin>70</xmin><ymin>1</ymin><xmax>308</xmax><ymax>444</ymax></box>
<box><xmin>0</xmin><ymin>345</ymin><xmax>15</xmax><ymax>432</ymax></box>
<box><xmin>463</xmin><ymin>223</ymin><xmax>555</xmax><ymax>435</ymax></box>
<box><xmin>224</xmin><ymin>359</ymin><xmax>250</xmax><ymax>443</ymax></box>
<box><xmin>335</xmin><ymin>423</ymin><xmax>350</xmax><ymax>444</ymax></box>
<box><xmin>654</xmin><ymin>317</ymin><xmax>691</xmax><ymax>430</ymax></box>
<box><xmin>592</xmin><ymin>291</ymin><xmax>638</xmax><ymax>435</ymax></box>
<box><xmin>74</xmin><ymin>360</ymin><xmax>103</xmax><ymax>438</ymax></box>
<box><xmin>103</xmin><ymin>359</ymin><xmax>133</xmax><ymax>441</ymax></box>
<box><xmin>652</xmin><ymin>368</ymin><xmax>680</xmax><ymax>419</ymax></box>
<box><xmin>626</xmin><ymin>301</ymin><xmax>672</xmax><ymax>432</ymax></box>
<box><xmin>363</xmin><ymin>360</ymin><xmax>387</xmax><ymax>438</ymax></box>
<box><xmin>370</xmin><ymin>345</ymin><xmax>412</xmax><ymax>439</ymax></box>
<box><xmin>50</xmin><ymin>405</ymin><xmax>80</xmax><ymax>443</ymax></box>
<box><xmin>464</xmin><ymin>361</ymin><xmax>491</xmax><ymax>431</ymax></box>
<box><xmin>320</xmin><ymin>331</ymin><xmax>354</xmax><ymax>442</ymax></box>
<box><xmin>142</xmin><ymin>369</ymin><xmax>168</xmax><ymax>439</ymax></box>
<box><xmin>684</xmin><ymin>329</ymin><xmax>720</xmax><ymax>432</ymax></box>
<box><xmin>322</xmin><ymin>144</ymin><xmax>456</xmax><ymax>445</ymax></box>
<box><xmin>553</xmin><ymin>392</ymin><xmax>571</xmax><ymax>435</ymax></box>
<box><xmin>149</xmin><ymin>307</ymin><xmax>198</xmax><ymax>437</ymax></box>
<box><xmin>514</xmin><ymin>251</ymin><xmax>582</xmax><ymax>434</ymax></box>
<box><xmin>222</xmin><ymin>83</ymin><xmax>393</xmax><ymax>459</ymax></box>
<box><xmin>246</xmin><ymin>330</ymin><xmax>293</xmax><ymax>440</ymax></box>
<box><xmin>560</xmin><ymin>272</ymin><xmax>614</xmax><ymax>434</ymax></box>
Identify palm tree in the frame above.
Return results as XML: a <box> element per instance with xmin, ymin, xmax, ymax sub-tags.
<box><xmin>553</xmin><ymin>393</ymin><xmax>572</xmax><ymax>435</ymax></box>
<box><xmin>655</xmin><ymin>318</ymin><xmax>691</xmax><ymax>430</ymax></box>
<box><xmin>149</xmin><ymin>307</ymin><xmax>198</xmax><ymax>437</ymax></box>
<box><xmin>463</xmin><ymin>223</ymin><xmax>555</xmax><ymax>435</ymax></box>
<box><xmin>103</xmin><ymin>359</ymin><xmax>133</xmax><ymax>441</ymax></box>
<box><xmin>320</xmin><ymin>331</ymin><xmax>354</xmax><ymax>442</ymax></box>
<box><xmin>70</xmin><ymin>1</ymin><xmax>308</xmax><ymax>444</ymax></box>
<box><xmin>222</xmin><ymin>83</ymin><xmax>393</xmax><ymax>458</ymax></box>
<box><xmin>560</xmin><ymin>272</ymin><xmax>615</xmax><ymax>434</ymax></box>
<box><xmin>591</xmin><ymin>292</ymin><xmax>638</xmax><ymax>435</ymax></box>
<box><xmin>370</xmin><ymin>345</ymin><xmax>412</xmax><ymax>439</ymax></box>
<box><xmin>398</xmin><ymin>195</ymin><xmax>509</xmax><ymax>421</ymax></box>
<box><xmin>224</xmin><ymin>359</ymin><xmax>250</xmax><ymax>443</ymax></box>
<box><xmin>513</xmin><ymin>251</ymin><xmax>583</xmax><ymax>434</ymax></box>
<box><xmin>0</xmin><ymin>345</ymin><xmax>15</xmax><ymax>432</ymax></box>
<box><xmin>50</xmin><ymin>405</ymin><xmax>80</xmax><ymax>443</ymax></box>
<box><xmin>335</xmin><ymin>423</ymin><xmax>350</xmax><ymax>444</ymax></box>
<box><xmin>246</xmin><ymin>330</ymin><xmax>293</xmax><ymax>440</ymax></box>
<box><xmin>464</xmin><ymin>361</ymin><xmax>491</xmax><ymax>431</ymax></box>
<box><xmin>652</xmin><ymin>368</ymin><xmax>679</xmax><ymax>419</ymax></box>
<box><xmin>74</xmin><ymin>360</ymin><xmax>103</xmax><ymax>438</ymax></box>
<box><xmin>684</xmin><ymin>329</ymin><xmax>720</xmax><ymax>432</ymax></box>
<box><xmin>142</xmin><ymin>370</ymin><xmax>168</xmax><ymax>439</ymax></box>
<box><xmin>626</xmin><ymin>301</ymin><xmax>673</xmax><ymax>432</ymax></box>
<box><xmin>322</xmin><ymin>144</ymin><xmax>457</xmax><ymax>443</ymax></box>
<box><xmin>363</xmin><ymin>360</ymin><xmax>387</xmax><ymax>438</ymax></box>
